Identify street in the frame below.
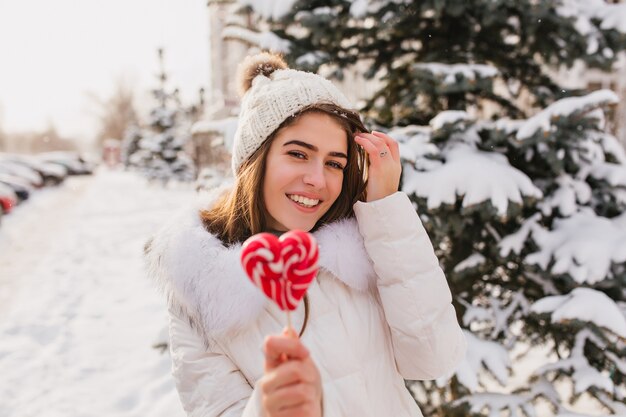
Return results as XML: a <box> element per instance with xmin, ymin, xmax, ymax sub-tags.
<box><xmin>0</xmin><ymin>169</ymin><xmax>193</xmax><ymax>417</ymax></box>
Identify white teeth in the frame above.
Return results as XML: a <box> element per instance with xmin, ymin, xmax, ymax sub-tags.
<box><xmin>288</xmin><ymin>194</ymin><xmax>319</xmax><ymax>207</ymax></box>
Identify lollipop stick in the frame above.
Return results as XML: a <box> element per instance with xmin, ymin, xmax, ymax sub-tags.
<box><xmin>286</xmin><ymin>310</ymin><xmax>293</xmax><ymax>333</ymax></box>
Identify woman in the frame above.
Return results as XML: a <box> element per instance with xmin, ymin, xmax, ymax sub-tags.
<box><xmin>146</xmin><ymin>53</ymin><xmax>466</xmax><ymax>417</ymax></box>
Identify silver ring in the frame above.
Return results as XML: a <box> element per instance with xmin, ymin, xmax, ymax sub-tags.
<box><xmin>379</xmin><ymin>150</ymin><xmax>388</xmax><ymax>158</ymax></box>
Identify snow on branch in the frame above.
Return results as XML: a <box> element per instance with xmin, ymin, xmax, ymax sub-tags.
<box><xmin>499</xmin><ymin>214</ymin><xmax>541</xmax><ymax>257</ymax></box>
<box><xmin>494</xmin><ymin>118</ymin><xmax>526</xmax><ymax>136</ymax></box>
<box><xmin>222</xmin><ymin>26</ymin><xmax>291</xmax><ymax>53</ymax></box>
<box><xmin>558</xmin><ymin>0</ymin><xmax>626</xmax><ymax>34</ymax></box>
<box><xmin>451</xmin><ymin>392</ymin><xmax>535</xmax><ymax>417</ymax></box>
<box><xmin>413</xmin><ymin>63</ymin><xmax>499</xmax><ymax>86</ymax></box>
<box><xmin>454</xmin><ymin>253</ymin><xmax>486</xmax><ymax>273</ymax></box>
<box><xmin>525</xmin><ymin>209</ymin><xmax>626</xmax><ymax>284</ymax></box>
<box><xmin>589</xmin><ymin>162</ymin><xmax>626</xmax><ymax>188</ymax></box>
<box><xmin>533</xmin><ymin>328</ymin><xmax>616</xmax><ymax>396</ymax></box>
<box><xmin>531</xmin><ymin>288</ymin><xmax>626</xmax><ymax>339</ymax></box>
<box><xmin>537</xmin><ymin>174</ymin><xmax>592</xmax><ymax>217</ymax></box>
<box><xmin>594</xmin><ymin>391</ymin><xmax>626</xmax><ymax>415</ymax></box>
<box><xmin>597</xmin><ymin>132</ymin><xmax>626</xmax><ymax>164</ymax></box>
<box><xmin>348</xmin><ymin>0</ymin><xmax>406</xmax><ymax>18</ymax></box>
<box><xmin>430</xmin><ymin>110</ymin><xmax>472</xmax><ymax>131</ymax></box>
<box><xmin>402</xmin><ymin>143</ymin><xmax>542</xmax><ymax>215</ymax></box>
<box><xmin>295</xmin><ymin>51</ymin><xmax>330</xmax><ymax>68</ymax></box>
<box><xmin>527</xmin><ymin>377</ymin><xmax>562</xmax><ymax>410</ymax></box>
<box><xmin>392</xmin><ymin>125</ymin><xmax>440</xmax><ymax>166</ymax></box>
<box><xmin>516</xmin><ymin>90</ymin><xmax>619</xmax><ymax>141</ymax></box>
<box><xmin>460</xmin><ymin>292</ymin><xmax>530</xmax><ymax>340</ymax></box>
<box><xmin>439</xmin><ymin>330</ymin><xmax>511</xmax><ymax>391</ymax></box>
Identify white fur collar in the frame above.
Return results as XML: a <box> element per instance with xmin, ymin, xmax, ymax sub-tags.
<box><xmin>145</xmin><ymin>193</ymin><xmax>376</xmax><ymax>343</ymax></box>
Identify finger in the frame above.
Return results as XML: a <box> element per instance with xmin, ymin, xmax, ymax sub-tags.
<box><xmin>372</xmin><ymin>131</ymin><xmax>400</xmax><ymax>160</ymax></box>
<box><xmin>356</xmin><ymin>134</ymin><xmax>391</xmax><ymax>159</ymax></box>
<box><xmin>264</xmin><ymin>397</ymin><xmax>309</xmax><ymax>417</ymax></box>
<box><xmin>264</xmin><ymin>335</ymin><xmax>309</xmax><ymax>371</ymax></box>
<box><xmin>357</xmin><ymin>133</ymin><xmax>388</xmax><ymax>151</ymax></box>
<box><xmin>354</xmin><ymin>135</ymin><xmax>385</xmax><ymax>164</ymax></box>
<box><xmin>271</xmin><ymin>382</ymin><xmax>315</xmax><ymax>410</ymax></box>
<box><xmin>262</xmin><ymin>361</ymin><xmax>309</xmax><ymax>393</ymax></box>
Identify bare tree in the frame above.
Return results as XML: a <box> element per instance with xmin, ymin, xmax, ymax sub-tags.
<box><xmin>86</xmin><ymin>76</ymin><xmax>139</xmax><ymax>147</ymax></box>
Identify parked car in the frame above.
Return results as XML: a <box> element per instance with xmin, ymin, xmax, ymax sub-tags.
<box><xmin>37</xmin><ymin>152</ymin><xmax>94</xmax><ymax>175</ymax></box>
<box><xmin>0</xmin><ymin>182</ymin><xmax>17</xmax><ymax>215</ymax></box>
<box><xmin>0</xmin><ymin>154</ymin><xmax>68</xmax><ymax>185</ymax></box>
<box><xmin>0</xmin><ymin>173</ymin><xmax>33</xmax><ymax>202</ymax></box>
<box><xmin>0</xmin><ymin>159</ymin><xmax>43</xmax><ymax>188</ymax></box>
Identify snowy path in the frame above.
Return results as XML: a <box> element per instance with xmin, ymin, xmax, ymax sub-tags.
<box><xmin>0</xmin><ymin>169</ymin><xmax>194</xmax><ymax>417</ymax></box>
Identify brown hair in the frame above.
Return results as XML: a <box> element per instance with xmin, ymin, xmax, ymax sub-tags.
<box><xmin>200</xmin><ymin>102</ymin><xmax>368</xmax><ymax>246</ymax></box>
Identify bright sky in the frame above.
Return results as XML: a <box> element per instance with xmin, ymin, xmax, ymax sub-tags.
<box><xmin>0</xmin><ymin>0</ymin><xmax>209</xmax><ymax>146</ymax></box>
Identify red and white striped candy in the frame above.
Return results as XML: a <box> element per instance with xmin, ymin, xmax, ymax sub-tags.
<box><xmin>240</xmin><ymin>230</ymin><xmax>319</xmax><ymax>311</ymax></box>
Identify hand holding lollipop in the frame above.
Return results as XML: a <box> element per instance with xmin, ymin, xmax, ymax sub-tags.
<box><xmin>241</xmin><ymin>230</ymin><xmax>322</xmax><ymax>417</ymax></box>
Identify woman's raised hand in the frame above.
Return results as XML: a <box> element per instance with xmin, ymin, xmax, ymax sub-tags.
<box><xmin>354</xmin><ymin>131</ymin><xmax>402</xmax><ymax>202</ymax></box>
<box><xmin>259</xmin><ymin>328</ymin><xmax>323</xmax><ymax>417</ymax></box>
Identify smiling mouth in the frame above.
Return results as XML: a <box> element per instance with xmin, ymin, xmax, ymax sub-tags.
<box><xmin>287</xmin><ymin>194</ymin><xmax>321</xmax><ymax>208</ymax></box>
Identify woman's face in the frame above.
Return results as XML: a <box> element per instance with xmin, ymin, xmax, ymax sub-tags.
<box><xmin>263</xmin><ymin>112</ymin><xmax>348</xmax><ymax>232</ymax></box>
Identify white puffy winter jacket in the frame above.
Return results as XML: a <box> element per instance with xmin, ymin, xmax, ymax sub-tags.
<box><xmin>146</xmin><ymin>191</ymin><xmax>466</xmax><ymax>417</ymax></box>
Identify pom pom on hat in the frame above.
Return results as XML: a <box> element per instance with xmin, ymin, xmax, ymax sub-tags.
<box><xmin>231</xmin><ymin>52</ymin><xmax>354</xmax><ymax>175</ymax></box>
<box><xmin>237</xmin><ymin>52</ymin><xmax>288</xmax><ymax>97</ymax></box>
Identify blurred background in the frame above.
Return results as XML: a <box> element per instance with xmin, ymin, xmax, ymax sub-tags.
<box><xmin>1</xmin><ymin>1</ymin><xmax>625</xmax><ymax>416</ymax></box>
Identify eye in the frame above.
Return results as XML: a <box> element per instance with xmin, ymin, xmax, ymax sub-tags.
<box><xmin>287</xmin><ymin>150</ymin><xmax>307</xmax><ymax>160</ymax></box>
<box><xmin>326</xmin><ymin>160</ymin><xmax>345</xmax><ymax>170</ymax></box>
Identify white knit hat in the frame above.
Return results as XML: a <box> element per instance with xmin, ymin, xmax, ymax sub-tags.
<box><xmin>231</xmin><ymin>56</ymin><xmax>354</xmax><ymax>175</ymax></box>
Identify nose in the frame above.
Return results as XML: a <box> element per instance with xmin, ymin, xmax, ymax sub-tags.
<box><xmin>303</xmin><ymin>161</ymin><xmax>326</xmax><ymax>189</ymax></box>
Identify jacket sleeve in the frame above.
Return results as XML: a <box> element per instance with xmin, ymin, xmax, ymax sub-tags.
<box><xmin>353</xmin><ymin>192</ymin><xmax>466</xmax><ymax>381</ymax></box>
<box><xmin>168</xmin><ymin>307</ymin><xmax>264</xmax><ymax>417</ymax></box>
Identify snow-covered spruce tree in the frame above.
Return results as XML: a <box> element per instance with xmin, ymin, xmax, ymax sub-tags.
<box><xmin>120</xmin><ymin>124</ymin><xmax>143</xmax><ymax>168</ymax></box>
<box><xmin>392</xmin><ymin>92</ymin><xmax>626</xmax><ymax>416</ymax></box>
<box><xmin>125</xmin><ymin>48</ymin><xmax>195</xmax><ymax>184</ymax></box>
<box><xmin>227</xmin><ymin>0</ymin><xmax>626</xmax><ymax>415</ymax></box>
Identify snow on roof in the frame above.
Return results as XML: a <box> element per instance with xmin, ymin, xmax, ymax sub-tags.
<box><xmin>402</xmin><ymin>143</ymin><xmax>542</xmax><ymax>215</ymax></box>
<box><xmin>429</xmin><ymin>110</ymin><xmax>472</xmax><ymax>131</ymax></box>
<box><xmin>191</xmin><ymin>117</ymin><xmax>239</xmax><ymax>151</ymax></box>
<box><xmin>525</xmin><ymin>208</ymin><xmax>626</xmax><ymax>284</ymax></box>
<box><xmin>516</xmin><ymin>90</ymin><xmax>619</xmax><ymax>140</ymax></box>
<box><xmin>532</xmin><ymin>288</ymin><xmax>626</xmax><ymax>338</ymax></box>
<box><xmin>237</xmin><ymin>0</ymin><xmax>298</xmax><ymax>20</ymax></box>
<box><xmin>222</xmin><ymin>26</ymin><xmax>291</xmax><ymax>53</ymax></box>
<box><xmin>413</xmin><ymin>63</ymin><xmax>499</xmax><ymax>85</ymax></box>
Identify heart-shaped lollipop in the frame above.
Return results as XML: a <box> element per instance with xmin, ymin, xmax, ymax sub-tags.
<box><xmin>241</xmin><ymin>230</ymin><xmax>319</xmax><ymax>311</ymax></box>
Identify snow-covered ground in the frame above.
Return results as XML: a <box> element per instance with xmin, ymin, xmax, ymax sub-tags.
<box><xmin>0</xmin><ymin>168</ymin><xmax>195</xmax><ymax>417</ymax></box>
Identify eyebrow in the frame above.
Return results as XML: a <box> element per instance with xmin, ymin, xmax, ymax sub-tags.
<box><xmin>283</xmin><ymin>140</ymin><xmax>348</xmax><ymax>159</ymax></box>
